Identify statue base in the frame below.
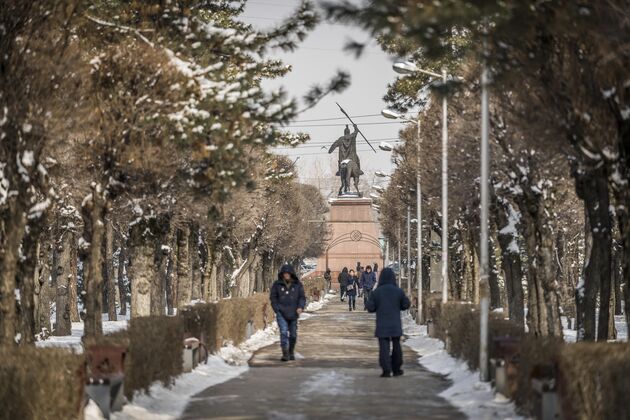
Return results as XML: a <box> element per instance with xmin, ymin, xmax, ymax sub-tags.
<box><xmin>316</xmin><ymin>197</ymin><xmax>383</xmax><ymax>287</ymax></box>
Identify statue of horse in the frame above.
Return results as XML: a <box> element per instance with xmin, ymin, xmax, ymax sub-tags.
<box><xmin>338</xmin><ymin>159</ymin><xmax>361</xmax><ymax>196</ymax></box>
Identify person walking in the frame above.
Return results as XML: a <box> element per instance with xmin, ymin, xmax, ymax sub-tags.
<box><xmin>270</xmin><ymin>264</ymin><xmax>306</xmax><ymax>362</ymax></box>
<box><xmin>346</xmin><ymin>269</ymin><xmax>359</xmax><ymax>311</ymax></box>
<box><xmin>360</xmin><ymin>265</ymin><xmax>377</xmax><ymax>310</ymax></box>
<box><xmin>324</xmin><ymin>268</ymin><xmax>332</xmax><ymax>292</ymax></box>
<box><xmin>338</xmin><ymin>267</ymin><xmax>349</xmax><ymax>302</ymax></box>
<box><xmin>366</xmin><ymin>268</ymin><xmax>410</xmax><ymax>377</ymax></box>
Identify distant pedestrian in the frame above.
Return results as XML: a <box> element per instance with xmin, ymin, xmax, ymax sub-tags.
<box><xmin>347</xmin><ymin>269</ymin><xmax>359</xmax><ymax>311</ymax></box>
<box><xmin>366</xmin><ymin>268</ymin><xmax>410</xmax><ymax>377</ymax></box>
<box><xmin>373</xmin><ymin>263</ymin><xmax>379</xmax><ymax>275</ymax></box>
<box><xmin>360</xmin><ymin>265</ymin><xmax>377</xmax><ymax>310</ymax></box>
<box><xmin>324</xmin><ymin>268</ymin><xmax>332</xmax><ymax>292</ymax></box>
<box><xmin>338</xmin><ymin>267</ymin><xmax>349</xmax><ymax>302</ymax></box>
<box><xmin>270</xmin><ymin>264</ymin><xmax>306</xmax><ymax>362</ymax></box>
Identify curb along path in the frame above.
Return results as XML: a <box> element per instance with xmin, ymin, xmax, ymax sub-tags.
<box><xmin>181</xmin><ymin>298</ymin><xmax>464</xmax><ymax>419</ymax></box>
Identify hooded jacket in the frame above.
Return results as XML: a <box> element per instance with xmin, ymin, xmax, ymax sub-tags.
<box><xmin>337</xmin><ymin>267</ymin><xmax>349</xmax><ymax>288</ymax></box>
<box><xmin>270</xmin><ymin>264</ymin><xmax>306</xmax><ymax>321</ymax></box>
<box><xmin>366</xmin><ymin>268</ymin><xmax>411</xmax><ymax>338</ymax></box>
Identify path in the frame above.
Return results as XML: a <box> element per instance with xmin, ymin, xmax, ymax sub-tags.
<box><xmin>181</xmin><ymin>297</ymin><xmax>464</xmax><ymax>419</ymax></box>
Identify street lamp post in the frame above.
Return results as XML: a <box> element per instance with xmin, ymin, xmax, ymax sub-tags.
<box><xmin>441</xmin><ymin>68</ymin><xmax>449</xmax><ymax>304</ymax></box>
<box><xmin>406</xmin><ymin>205</ymin><xmax>411</xmax><ymax>297</ymax></box>
<box><xmin>479</xmin><ymin>64</ymin><xmax>490</xmax><ymax>383</ymax></box>
<box><xmin>384</xmin><ymin>61</ymin><xmax>454</xmax><ymax>323</ymax></box>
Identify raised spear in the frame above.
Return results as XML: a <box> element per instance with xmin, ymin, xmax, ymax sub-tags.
<box><xmin>336</xmin><ymin>102</ymin><xmax>377</xmax><ymax>153</ymax></box>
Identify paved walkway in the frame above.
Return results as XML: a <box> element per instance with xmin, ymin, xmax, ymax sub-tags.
<box><xmin>181</xmin><ymin>297</ymin><xmax>463</xmax><ymax>419</ymax></box>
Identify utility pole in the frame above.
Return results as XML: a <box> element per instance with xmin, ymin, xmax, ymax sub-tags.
<box><xmin>416</xmin><ymin>113</ymin><xmax>423</xmax><ymax>325</ymax></box>
<box><xmin>407</xmin><ymin>205</ymin><xmax>412</xmax><ymax>297</ymax></box>
<box><xmin>479</xmin><ymin>63</ymin><xmax>490</xmax><ymax>383</ymax></box>
<box><xmin>441</xmin><ymin>68</ymin><xmax>449</xmax><ymax>304</ymax></box>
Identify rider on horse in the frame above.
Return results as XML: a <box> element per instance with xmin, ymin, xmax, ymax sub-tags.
<box><xmin>328</xmin><ymin>124</ymin><xmax>365</xmax><ymax>177</ymax></box>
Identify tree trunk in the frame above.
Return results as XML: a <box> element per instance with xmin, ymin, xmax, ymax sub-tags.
<box><xmin>518</xmin><ymin>191</ymin><xmax>563</xmax><ymax>337</ymax></box>
<box><xmin>190</xmin><ymin>225</ymin><xmax>201</xmax><ymax>301</ymax></box>
<box><xmin>613</xmin><ymin>242</ymin><xmax>622</xmax><ymax>315</ymax></box>
<box><xmin>68</xmin><ymin>236</ymin><xmax>80</xmax><ymax>323</ymax></box>
<box><xmin>17</xmin><ymin>226</ymin><xmax>43</xmax><ymax>345</ymax></box>
<box><xmin>0</xmin><ymin>204</ymin><xmax>27</xmax><ymax>345</ymax></box>
<box><xmin>35</xmin><ymin>241</ymin><xmax>52</xmax><ymax>338</ymax></box>
<box><xmin>104</xmin><ymin>218</ymin><xmax>117</xmax><ymax>321</ymax></box>
<box><xmin>80</xmin><ymin>186</ymin><xmax>107</xmax><ymax>339</ymax></box>
<box><xmin>128</xmin><ymin>218</ymin><xmax>160</xmax><ymax>318</ymax></box>
<box><xmin>54</xmin><ymin>228</ymin><xmax>75</xmax><ymax>336</ymax></box>
<box><xmin>176</xmin><ymin>225</ymin><xmax>192</xmax><ymax>309</ymax></box>
<box><xmin>493</xmin><ymin>197</ymin><xmax>525</xmax><ymax>325</ymax></box>
<box><xmin>117</xmin><ymin>238</ymin><xmax>127</xmax><ymax>316</ymax></box>
<box><xmin>575</xmin><ymin>166</ymin><xmax>612</xmax><ymax>341</ymax></box>
<box><xmin>488</xmin><ymin>235</ymin><xmax>502</xmax><ymax>309</ymax></box>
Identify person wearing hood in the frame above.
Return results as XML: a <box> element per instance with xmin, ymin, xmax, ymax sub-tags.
<box><xmin>270</xmin><ymin>264</ymin><xmax>306</xmax><ymax>362</ymax></box>
<box><xmin>338</xmin><ymin>267</ymin><xmax>349</xmax><ymax>302</ymax></box>
<box><xmin>366</xmin><ymin>268</ymin><xmax>411</xmax><ymax>377</ymax></box>
<box><xmin>360</xmin><ymin>265</ymin><xmax>377</xmax><ymax>310</ymax></box>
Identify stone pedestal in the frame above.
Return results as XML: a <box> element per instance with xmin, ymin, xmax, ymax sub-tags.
<box><xmin>317</xmin><ymin>197</ymin><xmax>383</xmax><ymax>283</ymax></box>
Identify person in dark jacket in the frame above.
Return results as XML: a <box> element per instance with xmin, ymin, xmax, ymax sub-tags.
<box><xmin>346</xmin><ymin>269</ymin><xmax>359</xmax><ymax>311</ymax></box>
<box><xmin>360</xmin><ymin>265</ymin><xmax>377</xmax><ymax>310</ymax></box>
<box><xmin>270</xmin><ymin>264</ymin><xmax>306</xmax><ymax>362</ymax></box>
<box><xmin>324</xmin><ymin>268</ymin><xmax>332</xmax><ymax>292</ymax></box>
<box><xmin>366</xmin><ymin>268</ymin><xmax>411</xmax><ymax>377</ymax></box>
<box><xmin>338</xmin><ymin>267</ymin><xmax>349</xmax><ymax>302</ymax></box>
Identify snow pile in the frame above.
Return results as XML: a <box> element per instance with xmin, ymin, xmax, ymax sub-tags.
<box><xmin>302</xmin><ymin>292</ymin><xmax>334</xmax><ymax>316</ymax></box>
<box><xmin>36</xmin><ymin>316</ymin><xmax>129</xmax><ymax>353</ymax></box>
<box><xmin>402</xmin><ymin>314</ymin><xmax>523</xmax><ymax>420</ymax></box>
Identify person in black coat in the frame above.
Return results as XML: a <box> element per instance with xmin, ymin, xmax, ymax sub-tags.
<box><xmin>270</xmin><ymin>264</ymin><xmax>306</xmax><ymax>362</ymax></box>
<box><xmin>346</xmin><ymin>269</ymin><xmax>359</xmax><ymax>311</ymax></box>
<box><xmin>338</xmin><ymin>267</ymin><xmax>349</xmax><ymax>302</ymax></box>
<box><xmin>366</xmin><ymin>268</ymin><xmax>411</xmax><ymax>377</ymax></box>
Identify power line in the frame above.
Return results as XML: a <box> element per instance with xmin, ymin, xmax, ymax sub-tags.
<box><xmin>292</xmin><ymin>113</ymin><xmax>381</xmax><ymax>123</ymax></box>
<box><xmin>275</xmin><ymin>137</ymin><xmax>400</xmax><ymax>145</ymax></box>
<box><xmin>286</xmin><ymin>121</ymin><xmax>404</xmax><ymax>128</ymax></box>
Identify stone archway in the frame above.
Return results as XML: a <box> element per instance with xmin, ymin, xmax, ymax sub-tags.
<box><xmin>325</xmin><ymin>230</ymin><xmax>383</xmax><ymax>270</ymax></box>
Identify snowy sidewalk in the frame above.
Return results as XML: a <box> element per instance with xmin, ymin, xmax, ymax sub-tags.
<box><xmin>180</xmin><ymin>299</ymin><xmax>464</xmax><ymax>419</ymax></box>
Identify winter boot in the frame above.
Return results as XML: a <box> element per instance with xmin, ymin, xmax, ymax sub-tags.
<box><xmin>393</xmin><ymin>370</ymin><xmax>404</xmax><ymax>377</ymax></box>
<box><xmin>380</xmin><ymin>371</ymin><xmax>391</xmax><ymax>378</ymax></box>
<box><xmin>289</xmin><ymin>339</ymin><xmax>296</xmax><ymax>361</ymax></box>
<box><xmin>281</xmin><ymin>348</ymin><xmax>290</xmax><ymax>362</ymax></box>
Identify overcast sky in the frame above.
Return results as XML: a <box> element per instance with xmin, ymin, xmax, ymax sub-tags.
<box><xmin>241</xmin><ymin>0</ymin><xmax>401</xmax><ymax>196</ymax></box>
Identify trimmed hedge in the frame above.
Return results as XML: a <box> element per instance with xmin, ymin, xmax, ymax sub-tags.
<box><xmin>512</xmin><ymin>335</ymin><xmax>563</xmax><ymax>414</ymax></box>
<box><xmin>430</xmin><ymin>300</ymin><xmax>630</xmax><ymax>419</ymax></box>
<box><xmin>432</xmin><ymin>301</ymin><xmax>524</xmax><ymax>370</ymax></box>
<box><xmin>105</xmin><ymin>315</ymin><xmax>184</xmax><ymax>400</ymax></box>
<box><xmin>8</xmin><ymin>279</ymin><xmax>326</xmax><ymax>412</ymax></box>
<box><xmin>0</xmin><ymin>347</ymin><xmax>85</xmax><ymax>420</ymax></box>
<box><xmin>558</xmin><ymin>343</ymin><xmax>630</xmax><ymax>420</ymax></box>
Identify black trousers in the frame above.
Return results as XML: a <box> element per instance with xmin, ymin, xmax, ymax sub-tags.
<box><xmin>378</xmin><ymin>337</ymin><xmax>402</xmax><ymax>374</ymax></box>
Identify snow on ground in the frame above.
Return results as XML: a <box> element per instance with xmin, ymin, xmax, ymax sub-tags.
<box><xmin>403</xmin><ymin>314</ymin><xmax>523</xmax><ymax>420</ymax></box>
<box><xmin>562</xmin><ymin>315</ymin><xmax>627</xmax><ymax>343</ymax></box>
<box><xmin>86</xmin><ymin>293</ymin><xmax>333</xmax><ymax>420</ymax></box>
<box><xmin>36</xmin><ymin>313</ymin><xmax>129</xmax><ymax>353</ymax></box>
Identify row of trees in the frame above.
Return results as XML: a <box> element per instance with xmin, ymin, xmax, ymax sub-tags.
<box><xmin>0</xmin><ymin>1</ymin><xmax>338</xmax><ymax>346</ymax></box>
<box><xmin>327</xmin><ymin>0</ymin><xmax>629</xmax><ymax>341</ymax></box>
